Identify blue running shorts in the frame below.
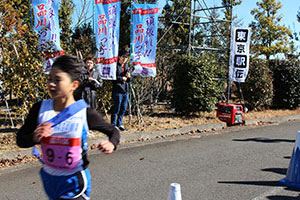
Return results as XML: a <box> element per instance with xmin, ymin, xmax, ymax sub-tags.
<box><xmin>40</xmin><ymin>168</ymin><xmax>91</xmax><ymax>200</ymax></box>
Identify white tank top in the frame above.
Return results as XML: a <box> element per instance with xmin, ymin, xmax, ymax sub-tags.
<box><xmin>38</xmin><ymin>99</ymin><xmax>89</xmax><ymax>176</ymax></box>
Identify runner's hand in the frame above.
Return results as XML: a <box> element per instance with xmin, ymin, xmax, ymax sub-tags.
<box><xmin>33</xmin><ymin>122</ymin><xmax>53</xmax><ymax>142</ymax></box>
<box><xmin>98</xmin><ymin>140</ymin><xmax>115</xmax><ymax>154</ymax></box>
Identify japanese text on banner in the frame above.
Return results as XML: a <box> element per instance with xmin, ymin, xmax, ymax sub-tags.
<box><xmin>229</xmin><ymin>27</ymin><xmax>251</xmax><ymax>82</ymax></box>
<box><xmin>94</xmin><ymin>0</ymin><xmax>121</xmax><ymax>80</ymax></box>
<box><xmin>131</xmin><ymin>3</ymin><xmax>158</xmax><ymax>77</ymax></box>
<box><xmin>32</xmin><ymin>0</ymin><xmax>64</xmax><ymax>73</ymax></box>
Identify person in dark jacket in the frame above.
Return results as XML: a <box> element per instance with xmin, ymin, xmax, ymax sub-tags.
<box><xmin>111</xmin><ymin>49</ymin><xmax>130</xmax><ymax>131</ymax></box>
<box><xmin>76</xmin><ymin>56</ymin><xmax>103</xmax><ymax>109</ymax></box>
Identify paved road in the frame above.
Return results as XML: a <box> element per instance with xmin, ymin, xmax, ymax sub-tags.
<box><xmin>1</xmin><ymin>120</ymin><xmax>300</xmax><ymax>200</ymax></box>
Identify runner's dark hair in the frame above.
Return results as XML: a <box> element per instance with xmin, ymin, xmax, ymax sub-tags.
<box><xmin>52</xmin><ymin>55</ymin><xmax>83</xmax><ymax>82</ymax></box>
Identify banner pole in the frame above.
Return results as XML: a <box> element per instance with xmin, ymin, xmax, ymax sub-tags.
<box><xmin>227</xmin><ymin>3</ymin><xmax>233</xmax><ymax>104</ymax></box>
<box><xmin>130</xmin><ymin>0</ymin><xmax>134</xmax><ymax>64</ymax></box>
<box><xmin>128</xmin><ymin>0</ymin><xmax>134</xmax><ymax>125</ymax></box>
<box><xmin>92</xmin><ymin>0</ymin><xmax>95</xmax><ymax>55</ymax></box>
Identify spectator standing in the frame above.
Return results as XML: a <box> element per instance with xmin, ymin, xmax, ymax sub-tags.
<box><xmin>76</xmin><ymin>56</ymin><xmax>103</xmax><ymax>109</ymax></box>
<box><xmin>111</xmin><ymin>49</ymin><xmax>130</xmax><ymax>131</ymax></box>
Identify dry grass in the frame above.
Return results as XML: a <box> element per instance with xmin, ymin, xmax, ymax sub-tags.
<box><xmin>109</xmin><ymin>106</ymin><xmax>300</xmax><ymax>134</ymax></box>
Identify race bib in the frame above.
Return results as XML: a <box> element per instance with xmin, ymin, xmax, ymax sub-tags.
<box><xmin>41</xmin><ymin>137</ymin><xmax>81</xmax><ymax>171</ymax></box>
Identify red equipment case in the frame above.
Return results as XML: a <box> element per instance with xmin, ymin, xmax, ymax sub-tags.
<box><xmin>216</xmin><ymin>103</ymin><xmax>245</xmax><ymax>126</ymax></box>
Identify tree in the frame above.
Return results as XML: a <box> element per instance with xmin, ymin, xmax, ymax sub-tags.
<box><xmin>221</xmin><ymin>0</ymin><xmax>242</xmax><ymax>43</ymax></box>
<box><xmin>1</xmin><ymin>0</ymin><xmax>48</xmax><ymax>121</ymax></box>
<box><xmin>59</xmin><ymin>0</ymin><xmax>75</xmax><ymax>53</ymax></box>
<box><xmin>71</xmin><ymin>22</ymin><xmax>94</xmax><ymax>57</ymax></box>
<box><xmin>171</xmin><ymin>55</ymin><xmax>225</xmax><ymax>114</ymax></box>
<box><xmin>119</xmin><ymin>2</ymin><xmax>131</xmax><ymax>49</ymax></box>
<box><xmin>296</xmin><ymin>7</ymin><xmax>300</xmax><ymax>41</ymax></box>
<box><xmin>272</xmin><ymin>59</ymin><xmax>300</xmax><ymax>109</ymax></box>
<box><xmin>250</xmin><ymin>0</ymin><xmax>293</xmax><ymax>62</ymax></box>
<box><xmin>158</xmin><ymin>0</ymin><xmax>191</xmax><ymax>51</ymax></box>
<box><xmin>190</xmin><ymin>0</ymin><xmax>241</xmax><ymax>54</ymax></box>
<box><xmin>196</xmin><ymin>9</ymin><xmax>222</xmax><ymax>49</ymax></box>
<box><xmin>72</xmin><ymin>0</ymin><xmax>93</xmax><ymax>29</ymax></box>
<box><xmin>240</xmin><ymin>58</ymin><xmax>273</xmax><ymax>110</ymax></box>
<box><xmin>191</xmin><ymin>0</ymin><xmax>242</xmax><ymax>101</ymax></box>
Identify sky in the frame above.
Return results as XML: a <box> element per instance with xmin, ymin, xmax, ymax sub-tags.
<box><xmin>72</xmin><ymin>0</ymin><xmax>300</xmax><ymax>41</ymax></box>
<box><xmin>233</xmin><ymin>0</ymin><xmax>299</xmax><ymax>33</ymax></box>
<box><xmin>72</xmin><ymin>0</ymin><xmax>167</xmax><ymax>28</ymax></box>
<box><xmin>72</xmin><ymin>0</ymin><xmax>299</xmax><ymax>30</ymax></box>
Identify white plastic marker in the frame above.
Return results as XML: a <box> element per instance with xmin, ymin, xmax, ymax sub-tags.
<box><xmin>167</xmin><ymin>183</ymin><xmax>182</xmax><ymax>200</ymax></box>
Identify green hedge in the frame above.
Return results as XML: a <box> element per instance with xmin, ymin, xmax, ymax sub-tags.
<box><xmin>171</xmin><ymin>55</ymin><xmax>225</xmax><ymax>114</ymax></box>
<box><xmin>272</xmin><ymin>60</ymin><xmax>300</xmax><ymax>109</ymax></box>
<box><xmin>240</xmin><ymin>58</ymin><xmax>273</xmax><ymax>111</ymax></box>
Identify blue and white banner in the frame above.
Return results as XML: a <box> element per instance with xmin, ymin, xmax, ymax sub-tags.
<box><xmin>94</xmin><ymin>0</ymin><xmax>121</xmax><ymax>80</ymax></box>
<box><xmin>32</xmin><ymin>0</ymin><xmax>64</xmax><ymax>73</ymax></box>
<box><xmin>229</xmin><ymin>27</ymin><xmax>251</xmax><ymax>82</ymax></box>
<box><xmin>131</xmin><ymin>3</ymin><xmax>158</xmax><ymax>77</ymax></box>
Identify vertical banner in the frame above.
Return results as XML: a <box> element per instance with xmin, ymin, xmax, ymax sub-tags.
<box><xmin>94</xmin><ymin>0</ymin><xmax>121</xmax><ymax>80</ymax></box>
<box><xmin>32</xmin><ymin>0</ymin><xmax>64</xmax><ymax>73</ymax></box>
<box><xmin>229</xmin><ymin>27</ymin><xmax>251</xmax><ymax>82</ymax></box>
<box><xmin>131</xmin><ymin>3</ymin><xmax>158</xmax><ymax>77</ymax></box>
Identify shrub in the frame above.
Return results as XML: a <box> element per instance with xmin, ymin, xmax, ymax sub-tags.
<box><xmin>171</xmin><ymin>54</ymin><xmax>225</xmax><ymax>114</ymax></box>
<box><xmin>240</xmin><ymin>58</ymin><xmax>273</xmax><ymax>111</ymax></box>
<box><xmin>96</xmin><ymin>80</ymin><xmax>112</xmax><ymax>114</ymax></box>
<box><xmin>272</xmin><ymin>59</ymin><xmax>300</xmax><ymax>109</ymax></box>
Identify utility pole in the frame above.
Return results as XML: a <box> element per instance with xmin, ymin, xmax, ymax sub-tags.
<box><xmin>227</xmin><ymin>3</ymin><xmax>233</xmax><ymax>103</ymax></box>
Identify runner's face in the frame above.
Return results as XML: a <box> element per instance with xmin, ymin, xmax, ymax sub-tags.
<box><xmin>47</xmin><ymin>67</ymin><xmax>78</xmax><ymax>99</ymax></box>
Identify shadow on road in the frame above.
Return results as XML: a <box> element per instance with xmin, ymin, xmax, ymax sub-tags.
<box><xmin>262</xmin><ymin>168</ymin><xmax>287</xmax><ymax>175</ymax></box>
<box><xmin>218</xmin><ymin>180</ymin><xmax>280</xmax><ymax>186</ymax></box>
<box><xmin>218</xmin><ymin>166</ymin><xmax>300</xmax><ymax>199</ymax></box>
<box><xmin>232</xmin><ymin>137</ymin><xmax>295</xmax><ymax>143</ymax></box>
<box><xmin>266</xmin><ymin>195</ymin><xmax>300</xmax><ymax>200</ymax></box>
<box><xmin>218</xmin><ymin>180</ymin><xmax>300</xmax><ymax>192</ymax></box>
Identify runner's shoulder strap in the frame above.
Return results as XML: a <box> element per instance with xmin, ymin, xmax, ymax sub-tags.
<box><xmin>47</xmin><ymin>99</ymin><xmax>88</xmax><ymax>127</ymax></box>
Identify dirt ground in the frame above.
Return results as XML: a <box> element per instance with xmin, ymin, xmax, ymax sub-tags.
<box><xmin>1</xmin><ymin>106</ymin><xmax>300</xmax><ymax>168</ymax></box>
<box><xmin>121</xmin><ymin>106</ymin><xmax>300</xmax><ymax>133</ymax></box>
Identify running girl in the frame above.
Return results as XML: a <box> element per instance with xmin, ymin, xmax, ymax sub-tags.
<box><xmin>16</xmin><ymin>55</ymin><xmax>120</xmax><ymax>200</ymax></box>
